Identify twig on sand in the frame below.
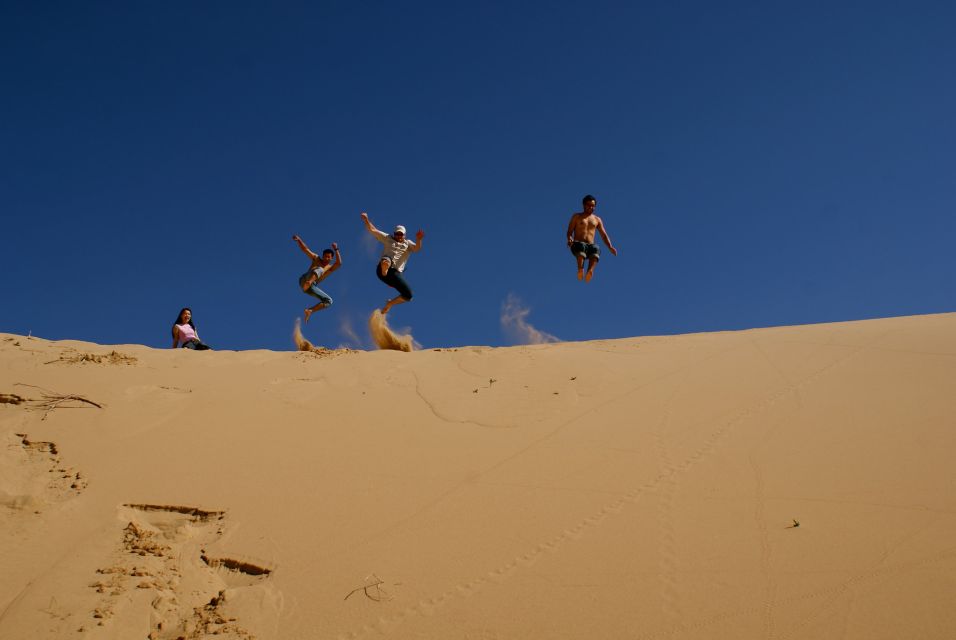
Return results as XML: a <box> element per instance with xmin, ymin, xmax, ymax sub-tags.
<box><xmin>344</xmin><ymin>574</ymin><xmax>392</xmax><ymax>602</ymax></box>
<box><xmin>14</xmin><ymin>383</ymin><xmax>104</xmax><ymax>420</ymax></box>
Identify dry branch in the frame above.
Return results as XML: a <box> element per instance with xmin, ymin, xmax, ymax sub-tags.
<box><xmin>14</xmin><ymin>383</ymin><xmax>104</xmax><ymax>420</ymax></box>
<box><xmin>344</xmin><ymin>574</ymin><xmax>391</xmax><ymax>602</ymax></box>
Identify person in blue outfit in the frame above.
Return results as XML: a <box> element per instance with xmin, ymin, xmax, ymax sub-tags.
<box><xmin>292</xmin><ymin>235</ymin><xmax>342</xmax><ymax>322</ymax></box>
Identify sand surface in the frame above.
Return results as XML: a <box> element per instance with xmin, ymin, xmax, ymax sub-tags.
<box><xmin>2</xmin><ymin>313</ymin><xmax>955</xmax><ymax>639</ymax></box>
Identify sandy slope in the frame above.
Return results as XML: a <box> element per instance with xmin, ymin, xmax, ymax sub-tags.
<box><xmin>1</xmin><ymin>313</ymin><xmax>955</xmax><ymax>640</ymax></box>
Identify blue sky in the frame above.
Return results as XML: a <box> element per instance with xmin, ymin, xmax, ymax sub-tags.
<box><xmin>2</xmin><ymin>1</ymin><xmax>954</xmax><ymax>351</ymax></box>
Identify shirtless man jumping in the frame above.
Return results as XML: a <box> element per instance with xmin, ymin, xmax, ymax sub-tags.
<box><xmin>566</xmin><ymin>194</ymin><xmax>618</xmax><ymax>282</ymax></box>
<box><xmin>292</xmin><ymin>235</ymin><xmax>342</xmax><ymax>322</ymax></box>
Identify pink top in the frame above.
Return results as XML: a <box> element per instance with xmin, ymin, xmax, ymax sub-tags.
<box><xmin>175</xmin><ymin>323</ymin><xmax>198</xmax><ymax>344</ymax></box>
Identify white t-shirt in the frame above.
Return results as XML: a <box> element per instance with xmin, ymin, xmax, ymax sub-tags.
<box><xmin>373</xmin><ymin>230</ymin><xmax>416</xmax><ymax>272</ymax></box>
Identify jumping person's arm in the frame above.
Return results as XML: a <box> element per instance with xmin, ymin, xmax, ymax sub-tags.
<box><xmin>566</xmin><ymin>214</ymin><xmax>579</xmax><ymax>246</ymax></box>
<box><xmin>172</xmin><ymin>326</ymin><xmax>180</xmax><ymax>349</ymax></box>
<box><xmin>597</xmin><ymin>217</ymin><xmax>618</xmax><ymax>256</ymax></box>
<box><xmin>327</xmin><ymin>242</ymin><xmax>343</xmax><ymax>274</ymax></box>
<box><xmin>292</xmin><ymin>234</ymin><xmax>318</xmax><ymax>260</ymax></box>
<box><xmin>409</xmin><ymin>229</ymin><xmax>425</xmax><ymax>252</ymax></box>
<box><xmin>360</xmin><ymin>212</ymin><xmax>382</xmax><ymax>235</ymax></box>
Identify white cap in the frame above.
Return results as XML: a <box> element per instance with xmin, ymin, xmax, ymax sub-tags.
<box><xmin>394</xmin><ymin>225</ymin><xmax>406</xmax><ymax>235</ymax></box>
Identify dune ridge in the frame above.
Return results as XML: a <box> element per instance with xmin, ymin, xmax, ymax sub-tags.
<box><xmin>2</xmin><ymin>313</ymin><xmax>955</xmax><ymax>639</ymax></box>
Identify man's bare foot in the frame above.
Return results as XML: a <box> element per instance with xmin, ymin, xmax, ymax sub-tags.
<box><xmin>585</xmin><ymin>270</ymin><xmax>594</xmax><ymax>283</ymax></box>
<box><xmin>577</xmin><ymin>269</ymin><xmax>584</xmax><ymax>281</ymax></box>
<box><xmin>304</xmin><ymin>308</ymin><xmax>313</xmax><ymax>323</ymax></box>
<box><xmin>381</xmin><ymin>300</ymin><xmax>393</xmax><ymax>315</ymax></box>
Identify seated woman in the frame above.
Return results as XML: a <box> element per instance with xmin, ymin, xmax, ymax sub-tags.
<box><xmin>172</xmin><ymin>308</ymin><xmax>211</xmax><ymax>350</ymax></box>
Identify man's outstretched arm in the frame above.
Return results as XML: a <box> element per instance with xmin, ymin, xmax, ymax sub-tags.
<box><xmin>409</xmin><ymin>229</ymin><xmax>425</xmax><ymax>252</ymax></box>
<box><xmin>360</xmin><ymin>212</ymin><xmax>382</xmax><ymax>236</ymax></box>
<box><xmin>328</xmin><ymin>242</ymin><xmax>343</xmax><ymax>273</ymax></box>
<box><xmin>292</xmin><ymin>234</ymin><xmax>318</xmax><ymax>260</ymax></box>
<box><xmin>597</xmin><ymin>218</ymin><xmax>618</xmax><ymax>256</ymax></box>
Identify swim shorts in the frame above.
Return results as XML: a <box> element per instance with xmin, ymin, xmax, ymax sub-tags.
<box><xmin>570</xmin><ymin>241</ymin><xmax>600</xmax><ymax>259</ymax></box>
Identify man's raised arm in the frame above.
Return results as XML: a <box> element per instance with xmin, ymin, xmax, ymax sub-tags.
<box><xmin>409</xmin><ymin>229</ymin><xmax>425</xmax><ymax>252</ymax></box>
<box><xmin>292</xmin><ymin>234</ymin><xmax>317</xmax><ymax>259</ymax></box>
<box><xmin>328</xmin><ymin>242</ymin><xmax>343</xmax><ymax>273</ymax></box>
<box><xmin>360</xmin><ymin>212</ymin><xmax>382</xmax><ymax>236</ymax></box>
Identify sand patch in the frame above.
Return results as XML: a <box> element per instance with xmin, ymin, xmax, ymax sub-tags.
<box><xmin>292</xmin><ymin>319</ymin><xmax>357</xmax><ymax>359</ymax></box>
<box><xmin>44</xmin><ymin>349</ymin><xmax>137</xmax><ymax>366</ymax></box>
<box><xmin>0</xmin><ymin>433</ymin><xmax>85</xmax><ymax>512</ymax></box>
<box><xmin>368</xmin><ymin>309</ymin><xmax>415</xmax><ymax>352</ymax></box>
<box><xmin>0</xmin><ymin>393</ymin><xmax>25</xmax><ymax>405</ymax></box>
<box><xmin>82</xmin><ymin>503</ymin><xmax>277</xmax><ymax>638</ymax></box>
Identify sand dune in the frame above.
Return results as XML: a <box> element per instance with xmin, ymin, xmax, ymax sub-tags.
<box><xmin>2</xmin><ymin>313</ymin><xmax>955</xmax><ymax>639</ymax></box>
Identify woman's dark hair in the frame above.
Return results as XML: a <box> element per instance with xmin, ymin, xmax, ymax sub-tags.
<box><xmin>172</xmin><ymin>307</ymin><xmax>196</xmax><ymax>338</ymax></box>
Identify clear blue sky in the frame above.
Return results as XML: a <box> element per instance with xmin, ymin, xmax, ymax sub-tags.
<box><xmin>2</xmin><ymin>1</ymin><xmax>954</xmax><ymax>351</ymax></box>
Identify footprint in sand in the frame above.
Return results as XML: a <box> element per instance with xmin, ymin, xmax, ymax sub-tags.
<box><xmin>86</xmin><ymin>503</ymin><xmax>277</xmax><ymax>639</ymax></box>
<box><xmin>0</xmin><ymin>433</ymin><xmax>85</xmax><ymax>513</ymax></box>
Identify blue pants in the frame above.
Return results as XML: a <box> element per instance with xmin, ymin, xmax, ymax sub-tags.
<box><xmin>375</xmin><ymin>265</ymin><xmax>413</xmax><ymax>300</ymax></box>
<box><xmin>299</xmin><ymin>273</ymin><xmax>333</xmax><ymax>305</ymax></box>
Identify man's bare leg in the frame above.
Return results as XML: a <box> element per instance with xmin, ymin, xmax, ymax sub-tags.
<box><xmin>381</xmin><ymin>295</ymin><xmax>408</xmax><ymax>315</ymax></box>
<box><xmin>585</xmin><ymin>257</ymin><xmax>598</xmax><ymax>283</ymax></box>
<box><xmin>379</xmin><ymin>259</ymin><xmax>391</xmax><ymax>277</ymax></box>
<box><xmin>304</xmin><ymin>302</ymin><xmax>328</xmax><ymax>323</ymax></box>
<box><xmin>576</xmin><ymin>254</ymin><xmax>585</xmax><ymax>280</ymax></box>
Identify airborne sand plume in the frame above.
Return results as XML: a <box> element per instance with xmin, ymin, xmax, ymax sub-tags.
<box><xmin>3</xmin><ymin>313</ymin><xmax>956</xmax><ymax>639</ymax></box>
<box><xmin>500</xmin><ymin>293</ymin><xmax>558</xmax><ymax>344</ymax></box>
<box><xmin>292</xmin><ymin>317</ymin><xmax>315</xmax><ymax>351</ymax></box>
<box><xmin>368</xmin><ymin>309</ymin><xmax>415</xmax><ymax>352</ymax></box>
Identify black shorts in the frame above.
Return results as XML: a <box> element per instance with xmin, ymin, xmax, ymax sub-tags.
<box><xmin>375</xmin><ymin>264</ymin><xmax>413</xmax><ymax>300</ymax></box>
<box><xmin>570</xmin><ymin>241</ymin><xmax>600</xmax><ymax>259</ymax></box>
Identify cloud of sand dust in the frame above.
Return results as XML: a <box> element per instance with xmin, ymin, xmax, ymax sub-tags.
<box><xmin>337</xmin><ymin>315</ymin><xmax>364</xmax><ymax>349</ymax></box>
<box><xmin>361</xmin><ymin>230</ymin><xmax>380</xmax><ymax>259</ymax></box>
<box><xmin>292</xmin><ymin>318</ymin><xmax>316</xmax><ymax>351</ymax></box>
<box><xmin>500</xmin><ymin>293</ymin><xmax>559</xmax><ymax>345</ymax></box>
<box><xmin>368</xmin><ymin>310</ymin><xmax>415</xmax><ymax>352</ymax></box>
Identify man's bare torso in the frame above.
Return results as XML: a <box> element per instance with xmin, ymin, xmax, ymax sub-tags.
<box><xmin>305</xmin><ymin>257</ymin><xmax>332</xmax><ymax>285</ymax></box>
<box><xmin>570</xmin><ymin>213</ymin><xmax>602</xmax><ymax>244</ymax></box>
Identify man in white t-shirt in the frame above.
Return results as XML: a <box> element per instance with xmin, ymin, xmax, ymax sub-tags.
<box><xmin>361</xmin><ymin>212</ymin><xmax>425</xmax><ymax>314</ymax></box>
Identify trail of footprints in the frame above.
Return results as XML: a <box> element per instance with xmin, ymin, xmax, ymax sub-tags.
<box><xmin>20</xmin><ymin>433</ymin><xmax>87</xmax><ymax>491</ymax></box>
<box><xmin>341</xmin><ymin>335</ymin><xmax>888</xmax><ymax>639</ymax></box>
<box><xmin>85</xmin><ymin>503</ymin><xmax>273</xmax><ymax>639</ymax></box>
<box><xmin>652</xmin><ymin>386</ymin><xmax>683</xmax><ymax>626</ymax></box>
